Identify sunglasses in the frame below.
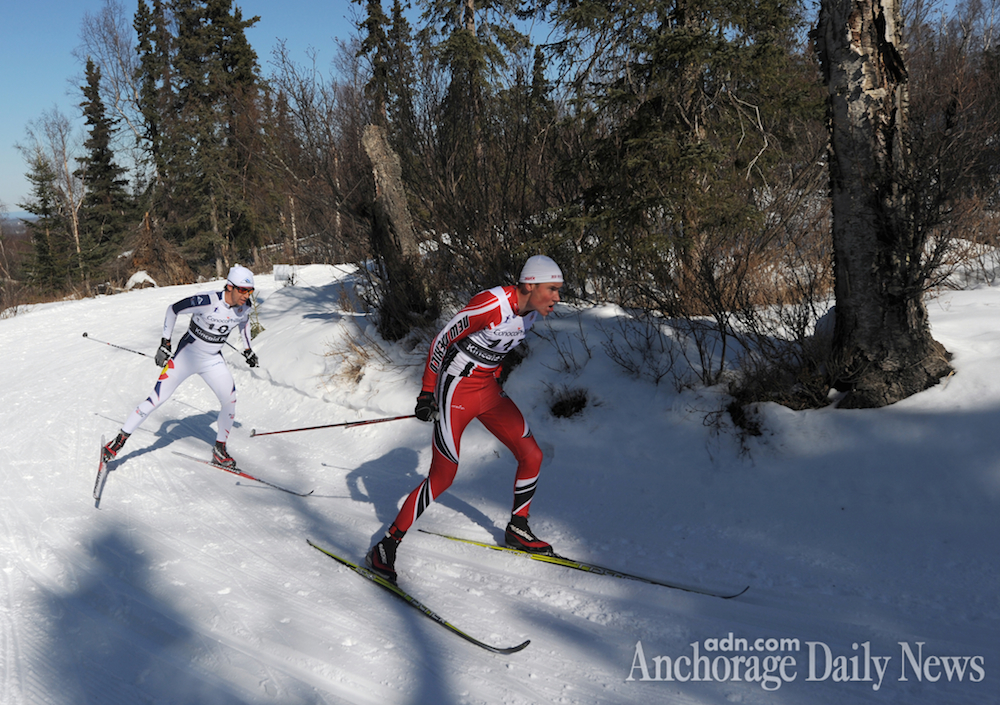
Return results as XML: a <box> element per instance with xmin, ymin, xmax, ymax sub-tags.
<box><xmin>232</xmin><ymin>285</ymin><xmax>254</xmax><ymax>294</ymax></box>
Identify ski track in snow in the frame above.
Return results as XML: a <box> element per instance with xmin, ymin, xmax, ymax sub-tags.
<box><xmin>0</xmin><ymin>265</ymin><xmax>996</xmax><ymax>704</ymax></box>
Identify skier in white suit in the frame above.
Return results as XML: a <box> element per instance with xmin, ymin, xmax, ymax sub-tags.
<box><xmin>102</xmin><ymin>265</ymin><xmax>259</xmax><ymax>468</ymax></box>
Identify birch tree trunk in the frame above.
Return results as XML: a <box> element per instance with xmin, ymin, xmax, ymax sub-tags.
<box><xmin>814</xmin><ymin>0</ymin><xmax>952</xmax><ymax>408</ymax></box>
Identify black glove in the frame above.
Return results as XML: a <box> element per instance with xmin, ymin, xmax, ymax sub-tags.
<box><xmin>415</xmin><ymin>390</ymin><xmax>439</xmax><ymax>422</ymax></box>
<box><xmin>154</xmin><ymin>337</ymin><xmax>172</xmax><ymax>367</ymax></box>
<box><xmin>243</xmin><ymin>349</ymin><xmax>259</xmax><ymax>367</ymax></box>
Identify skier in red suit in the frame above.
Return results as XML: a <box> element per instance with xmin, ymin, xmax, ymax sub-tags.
<box><xmin>366</xmin><ymin>255</ymin><xmax>564</xmax><ymax>583</ymax></box>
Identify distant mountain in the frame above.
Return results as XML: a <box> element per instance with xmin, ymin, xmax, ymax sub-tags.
<box><xmin>1</xmin><ymin>213</ymin><xmax>32</xmax><ymax>240</ymax></box>
<box><xmin>2</xmin><ymin>212</ymin><xmax>35</xmax><ymax>222</ymax></box>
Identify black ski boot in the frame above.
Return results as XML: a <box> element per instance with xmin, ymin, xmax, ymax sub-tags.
<box><xmin>365</xmin><ymin>527</ymin><xmax>404</xmax><ymax>583</ymax></box>
<box><xmin>505</xmin><ymin>514</ymin><xmax>554</xmax><ymax>555</ymax></box>
<box><xmin>212</xmin><ymin>440</ymin><xmax>236</xmax><ymax>469</ymax></box>
<box><xmin>102</xmin><ymin>431</ymin><xmax>130</xmax><ymax>463</ymax></box>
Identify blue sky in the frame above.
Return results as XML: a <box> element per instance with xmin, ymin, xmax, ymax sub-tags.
<box><xmin>0</xmin><ymin>0</ymin><xmax>362</xmax><ymax>215</ymax></box>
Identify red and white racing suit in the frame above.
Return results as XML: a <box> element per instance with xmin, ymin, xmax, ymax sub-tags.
<box><xmin>390</xmin><ymin>285</ymin><xmax>544</xmax><ymax>533</ymax></box>
<box><xmin>122</xmin><ymin>291</ymin><xmax>253</xmax><ymax>443</ymax></box>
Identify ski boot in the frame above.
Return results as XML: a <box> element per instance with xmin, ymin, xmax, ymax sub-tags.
<box><xmin>102</xmin><ymin>431</ymin><xmax>130</xmax><ymax>463</ymax></box>
<box><xmin>212</xmin><ymin>440</ymin><xmax>237</xmax><ymax>469</ymax></box>
<box><xmin>505</xmin><ymin>514</ymin><xmax>554</xmax><ymax>555</ymax></box>
<box><xmin>365</xmin><ymin>527</ymin><xmax>404</xmax><ymax>583</ymax></box>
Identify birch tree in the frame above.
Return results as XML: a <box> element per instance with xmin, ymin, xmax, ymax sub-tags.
<box><xmin>17</xmin><ymin>109</ymin><xmax>85</xmax><ymax>283</ymax></box>
<box><xmin>814</xmin><ymin>0</ymin><xmax>953</xmax><ymax>408</ymax></box>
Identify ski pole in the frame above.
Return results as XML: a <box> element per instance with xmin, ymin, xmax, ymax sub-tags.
<box><xmin>82</xmin><ymin>332</ymin><xmax>153</xmax><ymax>358</ymax></box>
<box><xmin>250</xmin><ymin>414</ymin><xmax>417</xmax><ymax>437</ymax></box>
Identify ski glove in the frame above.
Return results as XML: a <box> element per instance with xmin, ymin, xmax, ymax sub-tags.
<box><xmin>243</xmin><ymin>349</ymin><xmax>259</xmax><ymax>368</ymax></box>
<box><xmin>154</xmin><ymin>338</ymin><xmax>172</xmax><ymax>367</ymax></box>
<box><xmin>415</xmin><ymin>390</ymin><xmax>439</xmax><ymax>422</ymax></box>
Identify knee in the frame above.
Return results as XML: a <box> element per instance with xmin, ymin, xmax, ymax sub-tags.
<box><xmin>428</xmin><ymin>454</ymin><xmax>459</xmax><ymax>494</ymax></box>
<box><xmin>517</xmin><ymin>439</ymin><xmax>543</xmax><ymax>472</ymax></box>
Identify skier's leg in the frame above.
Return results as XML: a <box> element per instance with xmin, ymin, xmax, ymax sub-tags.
<box><xmin>121</xmin><ymin>350</ymin><xmax>196</xmax><ymax>435</ymax></box>
<box><xmin>367</xmin><ymin>374</ymin><xmax>476</xmax><ymax>581</ymax></box>
<box><xmin>479</xmin><ymin>394</ymin><xmax>543</xmax><ymax>518</ymax></box>
<box><xmin>392</xmin><ymin>447</ymin><xmax>460</xmax><ymax>533</ymax></box>
<box><xmin>198</xmin><ymin>355</ymin><xmax>238</xmax><ymax>466</ymax></box>
<box><xmin>479</xmin><ymin>394</ymin><xmax>550</xmax><ymax>553</ymax></box>
<box><xmin>199</xmin><ymin>354</ymin><xmax>237</xmax><ymax>444</ymax></box>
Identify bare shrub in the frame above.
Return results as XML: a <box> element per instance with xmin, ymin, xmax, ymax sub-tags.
<box><xmin>599</xmin><ymin>311</ymin><xmax>679</xmax><ymax>387</ymax></box>
<box><xmin>325</xmin><ymin>320</ymin><xmax>393</xmax><ymax>386</ymax></box>
<box><xmin>532</xmin><ymin>312</ymin><xmax>593</xmax><ymax>376</ymax></box>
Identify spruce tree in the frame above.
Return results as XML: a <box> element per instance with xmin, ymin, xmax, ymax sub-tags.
<box><xmin>354</xmin><ymin>1</ymin><xmax>420</xmax><ymax>181</ymax></box>
<box><xmin>386</xmin><ymin>0</ymin><xmax>419</xmax><ymax>165</ymax></box>
<box><xmin>420</xmin><ymin>0</ymin><xmax>533</xmax><ymax>285</ymax></box>
<box><xmin>356</xmin><ymin>0</ymin><xmax>393</xmax><ymax>124</ymax></box>
<box><xmin>135</xmin><ymin>0</ymin><xmax>173</xmax><ymax>185</ymax></box>
<box><xmin>353</xmin><ymin>1</ymin><xmax>436</xmax><ymax>340</ymax></box>
<box><xmin>546</xmin><ymin>0</ymin><xmax>820</xmax><ymax>309</ymax></box>
<box><xmin>77</xmin><ymin>58</ymin><xmax>131</xmax><ymax>275</ymax></box>
<box><xmin>135</xmin><ymin>0</ymin><xmax>262</xmax><ymax>271</ymax></box>
<box><xmin>19</xmin><ymin>153</ymin><xmax>68</xmax><ymax>290</ymax></box>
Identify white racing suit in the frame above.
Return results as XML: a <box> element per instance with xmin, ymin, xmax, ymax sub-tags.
<box><xmin>122</xmin><ymin>291</ymin><xmax>253</xmax><ymax>443</ymax></box>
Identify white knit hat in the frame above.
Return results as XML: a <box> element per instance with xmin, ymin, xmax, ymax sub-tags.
<box><xmin>518</xmin><ymin>255</ymin><xmax>563</xmax><ymax>284</ymax></box>
<box><xmin>227</xmin><ymin>265</ymin><xmax>255</xmax><ymax>290</ymax></box>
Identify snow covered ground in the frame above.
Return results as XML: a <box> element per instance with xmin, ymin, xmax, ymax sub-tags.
<box><xmin>0</xmin><ymin>264</ymin><xmax>996</xmax><ymax>705</ymax></box>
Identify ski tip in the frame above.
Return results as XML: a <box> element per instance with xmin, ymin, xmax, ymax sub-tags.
<box><xmin>502</xmin><ymin>639</ymin><xmax>531</xmax><ymax>654</ymax></box>
<box><xmin>250</xmin><ymin>429</ymin><xmax>256</xmax><ymax>437</ymax></box>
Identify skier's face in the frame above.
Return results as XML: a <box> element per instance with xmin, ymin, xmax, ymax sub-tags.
<box><xmin>524</xmin><ymin>282</ymin><xmax>562</xmax><ymax>317</ymax></box>
<box><xmin>225</xmin><ymin>284</ymin><xmax>253</xmax><ymax>307</ymax></box>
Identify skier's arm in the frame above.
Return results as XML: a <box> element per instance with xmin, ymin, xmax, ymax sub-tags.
<box><xmin>421</xmin><ymin>290</ymin><xmax>503</xmax><ymax>392</ymax></box>
<box><xmin>237</xmin><ymin>311</ymin><xmax>258</xmax><ymax>366</ymax></box>
<box><xmin>238</xmin><ymin>315</ymin><xmax>253</xmax><ymax>351</ymax></box>
<box><xmin>162</xmin><ymin>294</ymin><xmax>213</xmax><ymax>341</ymax></box>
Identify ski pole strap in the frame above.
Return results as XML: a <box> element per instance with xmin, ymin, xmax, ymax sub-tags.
<box><xmin>250</xmin><ymin>414</ymin><xmax>417</xmax><ymax>437</ymax></box>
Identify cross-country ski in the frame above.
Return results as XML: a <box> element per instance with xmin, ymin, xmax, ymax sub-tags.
<box><xmin>419</xmin><ymin>529</ymin><xmax>749</xmax><ymax>599</ymax></box>
<box><xmin>307</xmin><ymin>540</ymin><xmax>530</xmax><ymax>655</ymax></box>
<box><xmin>171</xmin><ymin>450</ymin><xmax>314</xmax><ymax>497</ymax></box>
<box><xmin>92</xmin><ymin>435</ymin><xmax>109</xmax><ymax>502</ymax></box>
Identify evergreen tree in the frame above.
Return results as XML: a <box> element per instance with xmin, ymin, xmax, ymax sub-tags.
<box><xmin>19</xmin><ymin>152</ymin><xmax>68</xmax><ymax>290</ymax></box>
<box><xmin>356</xmin><ymin>0</ymin><xmax>393</xmax><ymax>124</ymax></box>
<box><xmin>353</xmin><ymin>1</ymin><xmax>437</xmax><ymax>340</ymax></box>
<box><xmin>135</xmin><ymin>0</ymin><xmax>173</xmax><ymax>184</ymax></box>
<box><xmin>385</xmin><ymin>0</ymin><xmax>419</xmax><ymax>163</ymax></box>
<box><xmin>77</xmin><ymin>58</ymin><xmax>131</xmax><ymax>275</ymax></box>
<box><xmin>545</xmin><ymin>0</ymin><xmax>820</xmax><ymax>309</ymax></box>
<box><xmin>135</xmin><ymin>0</ymin><xmax>262</xmax><ymax>272</ymax></box>
<box><xmin>420</xmin><ymin>0</ymin><xmax>534</xmax><ymax>285</ymax></box>
<box><xmin>353</xmin><ymin>1</ymin><xmax>419</xmax><ymax>173</ymax></box>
